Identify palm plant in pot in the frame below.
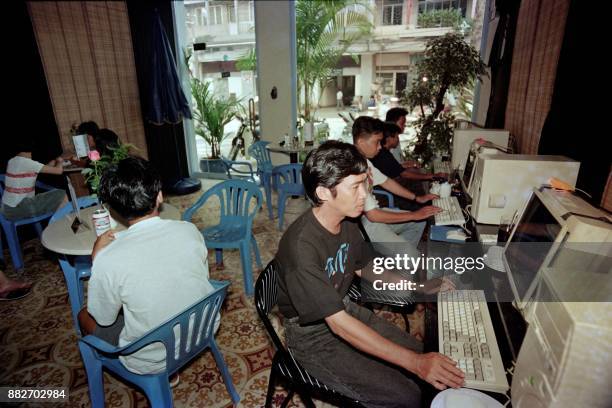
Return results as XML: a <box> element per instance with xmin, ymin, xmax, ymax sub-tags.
<box><xmin>190</xmin><ymin>78</ymin><xmax>242</xmax><ymax>173</ymax></box>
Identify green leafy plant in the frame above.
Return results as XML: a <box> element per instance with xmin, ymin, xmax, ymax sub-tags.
<box><xmin>402</xmin><ymin>33</ymin><xmax>486</xmax><ymax>163</ymax></box>
<box><xmin>82</xmin><ymin>143</ymin><xmax>135</xmax><ymax>194</ymax></box>
<box><xmin>190</xmin><ymin>78</ymin><xmax>242</xmax><ymax>159</ymax></box>
<box><xmin>418</xmin><ymin>9</ymin><xmax>467</xmax><ymax>30</ymax></box>
<box><xmin>236</xmin><ymin>0</ymin><xmax>373</xmax><ymax>122</ymax></box>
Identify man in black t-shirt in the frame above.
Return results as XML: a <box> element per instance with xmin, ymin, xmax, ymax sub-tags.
<box><xmin>275</xmin><ymin>141</ymin><xmax>464</xmax><ymax>408</ymax></box>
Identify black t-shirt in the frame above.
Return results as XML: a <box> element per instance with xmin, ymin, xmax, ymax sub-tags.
<box><xmin>275</xmin><ymin>209</ymin><xmax>373</xmax><ymax>325</ymax></box>
<box><xmin>371</xmin><ymin>148</ymin><xmax>404</xmax><ymax>179</ymax></box>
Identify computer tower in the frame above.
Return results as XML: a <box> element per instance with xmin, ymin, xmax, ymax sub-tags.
<box><xmin>470</xmin><ymin>155</ymin><xmax>580</xmax><ymax>225</ymax></box>
<box><xmin>451</xmin><ymin>128</ymin><xmax>510</xmax><ymax>171</ymax></box>
<box><xmin>511</xmin><ymin>290</ymin><xmax>612</xmax><ymax>407</ymax></box>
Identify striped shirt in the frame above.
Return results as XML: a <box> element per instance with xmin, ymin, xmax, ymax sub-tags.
<box><xmin>2</xmin><ymin>156</ymin><xmax>44</xmax><ymax>207</ymax></box>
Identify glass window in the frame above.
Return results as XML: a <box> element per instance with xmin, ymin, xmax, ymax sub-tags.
<box><xmin>178</xmin><ymin>0</ymin><xmax>258</xmax><ymax>172</ymax></box>
<box><xmin>382</xmin><ymin>0</ymin><xmax>403</xmax><ymax>25</ymax></box>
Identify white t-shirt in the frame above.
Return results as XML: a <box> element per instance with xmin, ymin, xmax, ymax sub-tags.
<box><xmin>2</xmin><ymin>156</ymin><xmax>44</xmax><ymax>207</ymax></box>
<box><xmin>88</xmin><ymin>217</ymin><xmax>216</xmax><ymax>374</ymax></box>
<box><xmin>364</xmin><ymin>159</ymin><xmax>388</xmax><ymax>212</ymax></box>
<box><xmin>337</xmin><ymin>91</ymin><xmax>343</xmax><ymax>100</ymax></box>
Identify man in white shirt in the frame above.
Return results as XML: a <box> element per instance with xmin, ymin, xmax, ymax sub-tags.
<box><xmin>336</xmin><ymin>89</ymin><xmax>343</xmax><ymax>110</ymax></box>
<box><xmin>1</xmin><ymin>141</ymin><xmax>66</xmax><ymax>221</ymax></box>
<box><xmin>78</xmin><ymin>157</ymin><xmax>216</xmax><ymax>375</ymax></box>
<box><xmin>352</xmin><ymin>117</ymin><xmax>441</xmax><ymax>258</ymax></box>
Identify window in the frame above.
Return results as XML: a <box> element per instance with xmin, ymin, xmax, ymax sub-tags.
<box><xmin>248</xmin><ymin>1</ymin><xmax>254</xmax><ymax>22</ymax></box>
<box><xmin>378</xmin><ymin>73</ymin><xmax>395</xmax><ymax>95</ymax></box>
<box><xmin>209</xmin><ymin>5</ymin><xmax>223</xmax><ymax>25</ymax></box>
<box><xmin>382</xmin><ymin>0</ymin><xmax>403</xmax><ymax>25</ymax></box>
<box><xmin>227</xmin><ymin>4</ymin><xmax>236</xmax><ymax>23</ymax></box>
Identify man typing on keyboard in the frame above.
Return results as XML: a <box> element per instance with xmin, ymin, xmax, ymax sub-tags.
<box><xmin>276</xmin><ymin>141</ymin><xmax>464</xmax><ymax>408</ymax></box>
<box><xmin>352</xmin><ymin>117</ymin><xmax>442</xmax><ymax>258</ymax></box>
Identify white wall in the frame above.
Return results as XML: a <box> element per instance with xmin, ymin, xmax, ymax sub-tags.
<box><xmin>254</xmin><ymin>1</ymin><xmax>296</xmax><ymax>164</ymax></box>
<box><xmin>359</xmin><ymin>54</ymin><xmax>375</xmax><ymax>99</ymax></box>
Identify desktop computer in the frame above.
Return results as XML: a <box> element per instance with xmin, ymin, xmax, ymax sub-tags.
<box><xmin>503</xmin><ymin>188</ymin><xmax>612</xmax><ymax>407</ymax></box>
<box><xmin>460</xmin><ymin>145</ymin><xmax>506</xmax><ymax>196</ymax></box>
<box><xmin>451</xmin><ymin>128</ymin><xmax>510</xmax><ymax>171</ymax></box>
<box><xmin>468</xmin><ymin>155</ymin><xmax>580</xmax><ymax>225</ymax></box>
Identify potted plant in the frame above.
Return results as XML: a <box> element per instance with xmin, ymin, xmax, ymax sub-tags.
<box><xmin>82</xmin><ymin>142</ymin><xmax>134</xmax><ymax>194</ymax></box>
<box><xmin>190</xmin><ymin>78</ymin><xmax>242</xmax><ymax>173</ymax></box>
<box><xmin>402</xmin><ymin>33</ymin><xmax>486</xmax><ymax>165</ymax></box>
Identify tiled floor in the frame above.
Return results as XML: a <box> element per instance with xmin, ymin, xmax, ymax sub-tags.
<box><xmin>0</xmin><ymin>180</ymin><xmax>424</xmax><ymax>407</ymax></box>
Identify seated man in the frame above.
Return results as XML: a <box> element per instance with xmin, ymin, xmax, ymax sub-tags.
<box><xmin>371</xmin><ymin>122</ymin><xmax>445</xmax><ymax>211</ymax></box>
<box><xmin>352</xmin><ymin>117</ymin><xmax>440</xmax><ymax>257</ymax></box>
<box><xmin>78</xmin><ymin>157</ymin><xmax>217</xmax><ymax>375</ymax></box>
<box><xmin>276</xmin><ymin>141</ymin><xmax>463</xmax><ymax>407</ymax></box>
<box><xmin>1</xmin><ymin>140</ymin><xmax>66</xmax><ymax>221</ymax></box>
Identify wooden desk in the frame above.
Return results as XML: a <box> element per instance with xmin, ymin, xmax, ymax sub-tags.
<box><xmin>41</xmin><ymin>203</ymin><xmax>181</xmax><ymax>256</ymax></box>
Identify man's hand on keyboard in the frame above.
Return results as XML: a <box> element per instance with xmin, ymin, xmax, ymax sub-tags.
<box><xmin>412</xmin><ymin>205</ymin><xmax>442</xmax><ymax>220</ymax></box>
<box><xmin>416</xmin><ymin>193</ymin><xmax>439</xmax><ymax>204</ymax></box>
<box><xmin>419</xmin><ymin>277</ymin><xmax>455</xmax><ymax>295</ymax></box>
<box><xmin>415</xmin><ymin>353</ymin><xmax>465</xmax><ymax>390</ymax></box>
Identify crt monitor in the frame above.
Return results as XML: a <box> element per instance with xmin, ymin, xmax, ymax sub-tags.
<box><xmin>502</xmin><ymin>191</ymin><xmax>562</xmax><ymax>310</ymax></box>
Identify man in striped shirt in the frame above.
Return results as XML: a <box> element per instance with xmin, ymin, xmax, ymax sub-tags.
<box><xmin>1</xmin><ymin>141</ymin><xmax>67</xmax><ymax>221</ymax></box>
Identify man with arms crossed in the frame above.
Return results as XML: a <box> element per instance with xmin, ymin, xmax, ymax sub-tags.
<box><xmin>276</xmin><ymin>141</ymin><xmax>463</xmax><ymax>407</ymax></box>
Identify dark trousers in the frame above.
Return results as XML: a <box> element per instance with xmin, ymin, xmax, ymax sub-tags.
<box><xmin>285</xmin><ymin>300</ymin><xmax>424</xmax><ymax>408</ymax></box>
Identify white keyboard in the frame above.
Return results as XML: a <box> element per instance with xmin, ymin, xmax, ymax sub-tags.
<box><xmin>433</xmin><ymin>196</ymin><xmax>466</xmax><ymax>226</ymax></box>
<box><xmin>433</xmin><ymin>159</ymin><xmax>452</xmax><ymax>174</ymax></box>
<box><xmin>438</xmin><ymin>290</ymin><xmax>509</xmax><ymax>394</ymax></box>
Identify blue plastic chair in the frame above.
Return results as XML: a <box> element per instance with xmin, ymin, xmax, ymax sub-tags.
<box><xmin>183</xmin><ymin>180</ymin><xmax>263</xmax><ymax>295</ymax></box>
<box><xmin>220</xmin><ymin>156</ymin><xmax>258</xmax><ymax>183</ymax></box>
<box><xmin>372</xmin><ymin>189</ymin><xmax>396</xmax><ymax>209</ymax></box>
<box><xmin>0</xmin><ymin>174</ymin><xmax>62</xmax><ymax>271</ymax></box>
<box><xmin>49</xmin><ymin>195</ymin><xmax>99</xmax><ymax>333</ymax></box>
<box><xmin>273</xmin><ymin>164</ymin><xmax>304</xmax><ymax>230</ymax></box>
<box><xmin>78</xmin><ymin>280</ymin><xmax>240</xmax><ymax>407</ymax></box>
<box><xmin>248</xmin><ymin>141</ymin><xmax>275</xmax><ymax>219</ymax></box>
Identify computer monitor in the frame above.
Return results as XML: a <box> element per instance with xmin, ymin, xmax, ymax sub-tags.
<box><xmin>461</xmin><ymin>145</ymin><xmax>505</xmax><ymax>197</ymax></box>
<box><xmin>451</xmin><ymin>128</ymin><xmax>510</xmax><ymax>171</ymax></box>
<box><xmin>469</xmin><ymin>154</ymin><xmax>580</xmax><ymax>224</ymax></box>
<box><xmin>502</xmin><ymin>187</ymin><xmax>612</xmax><ymax>312</ymax></box>
<box><xmin>502</xmin><ymin>191</ymin><xmax>562</xmax><ymax>310</ymax></box>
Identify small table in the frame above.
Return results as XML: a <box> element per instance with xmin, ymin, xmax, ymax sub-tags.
<box><xmin>41</xmin><ymin>203</ymin><xmax>181</xmax><ymax>256</ymax></box>
<box><xmin>266</xmin><ymin>144</ymin><xmax>315</xmax><ymax>163</ymax></box>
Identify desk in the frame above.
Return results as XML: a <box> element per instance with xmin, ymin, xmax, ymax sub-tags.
<box><xmin>266</xmin><ymin>144</ymin><xmax>315</xmax><ymax>163</ymax></box>
<box><xmin>41</xmin><ymin>204</ymin><xmax>181</xmax><ymax>256</ymax></box>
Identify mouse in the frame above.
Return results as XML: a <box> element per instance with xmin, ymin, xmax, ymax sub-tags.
<box><xmin>446</xmin><ymin>229</ymin><xmax>467</xmax><ymax>241</ymax></box>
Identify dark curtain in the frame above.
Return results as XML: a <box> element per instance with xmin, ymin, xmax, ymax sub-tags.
<box><xmin>2</xmin><ymin>1</ymin><xmax>62</xmax><ymax>173</ymax></box>
<box><xmin>538</xmin><ymin>0</ymin><xmax>609</xmax><ymax>206</ymax></box>
<box><xmin>126</xmin><ymin>0</ymin><xmax>190</xmax><ymax>188</ymax></box>
<box><xmin>485</xmin><ymin>0</ymin><xmax>521</xmax><ymax>129</ymax></box>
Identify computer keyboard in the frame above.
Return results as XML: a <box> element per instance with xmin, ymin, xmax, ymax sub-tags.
<box><xmin>433</xmin><ymin>196</ymin><xmax>466</xmax><ymax>226</ymax></box>
<box><xmin>438</xmin><ymin>290</ymin><xmax>509</xmax><ymax>394</ymax></box>
<box><xmin>433</xmin><ymin>159</ymin><xmax>452</xmax><ymax>174</ymax></box>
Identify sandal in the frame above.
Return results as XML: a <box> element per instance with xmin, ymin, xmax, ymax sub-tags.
<box><xmin>0</xmin><ymin>285</ymin><xmax>32</xmax><ymax>301</ymax></box>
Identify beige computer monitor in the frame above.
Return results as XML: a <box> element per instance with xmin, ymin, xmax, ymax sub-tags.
<box><xmin>451</xmin><ymin>128</ymin><xmax>510</xmax><ymax>171</ymax></box>
<box><xmin>469</xmin><ymin>155</ymin><xmax>580</xmax><ymax>225</ymax></box>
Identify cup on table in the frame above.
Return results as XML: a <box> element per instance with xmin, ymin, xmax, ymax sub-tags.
<box><xmin>497</xmin><ymin>214</ymin><xmax>513</xmax><ymax>244</ymax></box>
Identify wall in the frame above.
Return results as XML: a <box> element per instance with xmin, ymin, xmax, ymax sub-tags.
<box><xmin>254</xmin><ymin>1</ymin><xmax>296</xmax><ymax>164</ymax></box>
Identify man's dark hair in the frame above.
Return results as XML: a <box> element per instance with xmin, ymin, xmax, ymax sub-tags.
<box><xmin>302</xmin><ymin>140</ymin><xmax>367</xmax><ymax>207</ymax></box>
<box><xmin>14</xmin><ymin>138</ymin><xmax>35</xmax><ymax>154</ymax></box>
<box><xmin>77</xmin><ymin>121</ymin><xmax>100</xmax><ymax>136</ymax></box>
<box><xmin>94</xmin><ymin>129</ymin><xmax>120</xmax><ymax>157</ymax></box>
<box><xmin>381</xmin><ymin>121</ymin><xmax>402</xmax><ymax>146</ymax></box>
<box><xmin>99</xmin><ymin>157</ymin><xmax>162</xmax><ymax>220</ymax></box>
<box><xmin>352</xmin><ymin>116</ymin><xmax>384</xmax><ymax>143</ymax></box>
<box><xmin>385</xmin><ymin>107</ymin><xmax>408</xmax><ymax>124</ymax></box>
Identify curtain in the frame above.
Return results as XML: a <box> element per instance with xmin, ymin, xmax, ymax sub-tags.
<box><xmin>28</xmin><ymin>1</ymin><xmax>147</xmax><ymax>157</ymax></box>
<box><xmin>504</xmin><ymin>0</ymin><xmax>569</xmax><ymax>154</ymax></box>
